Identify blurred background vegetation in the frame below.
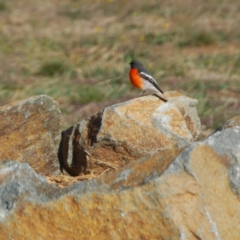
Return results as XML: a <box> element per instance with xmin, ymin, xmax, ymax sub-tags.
<box><xmin>0</xmin><ymin>0</ymin><xmax>239</xmax><ymax>136</ymax></box>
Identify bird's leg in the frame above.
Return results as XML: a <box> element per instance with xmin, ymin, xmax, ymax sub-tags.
<box><xmin>141</xmin><ymin>90</ymin><xmax>146</xmax><ymax>96</ymax></box>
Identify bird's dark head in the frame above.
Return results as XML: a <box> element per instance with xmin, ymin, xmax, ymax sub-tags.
<box><xmin>129</xmin><ymin>59</ymin><xmax>144</xmax><ymax>68</ymax></box>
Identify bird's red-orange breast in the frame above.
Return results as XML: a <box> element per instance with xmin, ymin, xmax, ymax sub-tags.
<box><xmin>129</xmin><ymin>68</ymin><xmax>143</xmax><ymax>89</ymax></box>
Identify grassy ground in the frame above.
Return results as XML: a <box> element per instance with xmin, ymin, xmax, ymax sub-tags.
<box><xmin>0</xmin><ymin>0</ymin><xmax>239</xmax><ymax>137</ymax></box>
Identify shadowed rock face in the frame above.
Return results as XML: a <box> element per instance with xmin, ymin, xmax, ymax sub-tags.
<box><xmin>0</xmin><ymin>95</ymin><xmax>61</xmax><ymax>175</ymax></box>
<box><xmin>0</xmin><ymin>128</ymin><xmax>240</xmax><ymax>239</ymax></box>
<box><xmin>59</xmin><ymin>91</ymin><xmax>201</xmax><ymax>176</ymax></box>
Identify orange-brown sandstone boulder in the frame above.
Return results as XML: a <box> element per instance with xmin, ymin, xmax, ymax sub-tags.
<box><xmin>0</xmin><ymin>127</ymin><xmax>240</xmax><ymax>239</ymax></box>
<box><xmin>59</xmin><ymin>91</ymin><xmax>201</xmax><ymax>176</ymax></box>
<box><xmin>0</xmin><ymin>95</ymin><xmax>61</xmax><ymax>175</ymax></box>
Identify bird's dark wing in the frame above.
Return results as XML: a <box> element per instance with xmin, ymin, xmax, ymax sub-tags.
<box><xmin>140</xmin><ymin>71</ymin><xmax>164</xmax><ymax>93</ymax></box>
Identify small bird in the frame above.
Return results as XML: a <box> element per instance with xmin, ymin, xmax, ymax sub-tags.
<box><xmin>129</xmin><ymin>60</ymin><xmax>167</xmax><ymax>101</ymax></box>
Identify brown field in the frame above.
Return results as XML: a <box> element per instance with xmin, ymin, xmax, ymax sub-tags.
<box><xmin>0</xmin><ymin>0</ymin><xmax>239</xmax><ymax>136</ymax></box>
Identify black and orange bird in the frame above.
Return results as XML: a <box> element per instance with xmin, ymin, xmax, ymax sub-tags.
<box><xmin>129</xmin><ymin>60</ymin><xmax>167</xmax><ymax>101</ymax></box>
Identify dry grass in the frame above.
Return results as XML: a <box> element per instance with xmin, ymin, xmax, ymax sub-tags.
<box><xmin>0</xmin><ymin>0</ymin><xmax>239</xmax><ymax>133</ymax></box>
<box><xmin>46</xmin><ymin>174</ymin><xmax>96</xmax><ymax>188</ymax></box>
<box><xmin>46</xmin><ymin>168</ymin><xmax>113</xmax><ymax>188</ymax></box>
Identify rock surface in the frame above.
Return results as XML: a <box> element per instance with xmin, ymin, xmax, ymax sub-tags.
<box><xmin>0</xmin><ymin>95</ymin><xmax>61</xmax><ymax>175</ymax></box>
<box><xmin>59</xmin><ymin>91</ymin><xmax>201</xmax><ymax>176</ymax></box>
<box><xmin>1</xmin><ymin>127</ymin><xmax>240</xmax><ymax>239</ymax></box>
<box><xmin>212</xmin><ymin>115</ymin><xmax>240</xmax><ymax>134</ymax></box>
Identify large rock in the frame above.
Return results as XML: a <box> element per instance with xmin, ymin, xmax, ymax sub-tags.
<box><xmin>0</xmin><ymin>95</ymin><xmax>61</xmax><ymax>175</ymax></box>
<box><xmin>0</xmin><ymin>127</ymin><xmax>240</xmax><ymax>239</ymax></box>
<box><xmin>59</xmin><ymin>91</ymin><xmax>201</xmax><ymax>176</ymax></box>
<box><xmin>212</xmin><ymin>115</ymin><xmax>240</xmax><ymax>134</ymax></box>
